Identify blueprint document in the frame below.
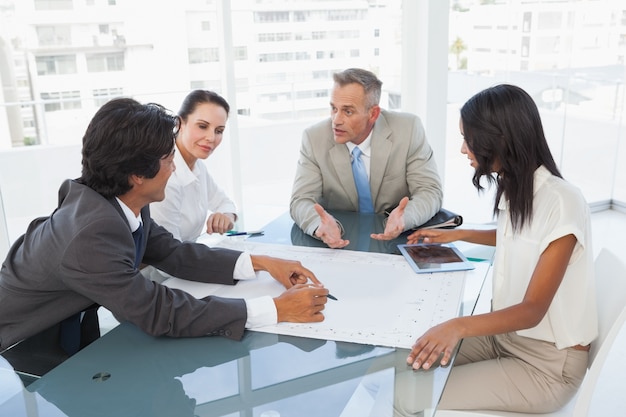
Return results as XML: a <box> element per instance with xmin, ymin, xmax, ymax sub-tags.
<box><xmin>162</xmin><ymin>240</ymin><xmax>486</xmax><ymax>349</ymax></box>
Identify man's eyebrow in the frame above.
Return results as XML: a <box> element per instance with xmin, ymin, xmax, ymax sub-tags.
<box><xmin>329</xmin><ymin>102</ymin><xmax>356</xmax><ymax>111</ymax></box>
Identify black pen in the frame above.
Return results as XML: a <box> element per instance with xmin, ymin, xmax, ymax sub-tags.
<box><xmin>307</xmin><ymin>280</ymin><xmax>338</xmax><ymax>301</ymax></box>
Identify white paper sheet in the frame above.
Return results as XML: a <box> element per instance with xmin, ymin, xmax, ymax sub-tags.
<box><xmin>162</xmin><ymin>240</ymin><xmax>487</xmax><ymax>349</ymax></box>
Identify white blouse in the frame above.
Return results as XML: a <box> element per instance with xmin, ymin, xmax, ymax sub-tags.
<box><xmin>150</xmin><ymin>145</ymin><xmax>237</xmax><ymax>242</ymax></box>
<box><xmin>491</xmin><ymin>166</ymin><xmax>597</xmax><ymax>349</ymax></box>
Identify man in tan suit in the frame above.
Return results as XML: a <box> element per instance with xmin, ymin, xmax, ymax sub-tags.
<box><xmin>290</xmin><ymin>68</ymin><xmax>442</xmax><ymax>248</ymax></box>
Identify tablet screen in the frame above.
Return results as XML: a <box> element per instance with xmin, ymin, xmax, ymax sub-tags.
<box><xmin>397</xmin><ymin>243</ymin><xmax>475</xmax><ymax>274</ymax></box>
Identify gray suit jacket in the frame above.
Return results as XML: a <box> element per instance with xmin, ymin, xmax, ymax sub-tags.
<box><xmin>0</xmin><ymin>179</ymin><xmax>247</xmax><ymax>351</ymax></box>
<box><xmin>290</xmin><ymin>110</ymin><xmax>443</xmax><ymax>235</ymax></box>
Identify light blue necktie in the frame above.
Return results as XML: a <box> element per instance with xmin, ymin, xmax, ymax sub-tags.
<box><xmin>351</xmin><ymin>146</ymin><xmax>374</xmax><ymax>213</ymax></box>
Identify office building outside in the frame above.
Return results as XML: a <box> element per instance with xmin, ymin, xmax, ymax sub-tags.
<box><xmin>0</xmin><ymin>0</ymin><xmax>401</xmax><ymax>148</ymax></box>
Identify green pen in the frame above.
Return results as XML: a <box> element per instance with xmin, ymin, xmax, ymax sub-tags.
<box><xmin>467</xmin><ymin>257</ymin><xmax>487</xmax><ymax>263</ymax></box>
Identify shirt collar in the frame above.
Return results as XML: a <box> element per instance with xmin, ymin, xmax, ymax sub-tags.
<box><xmin>346</xmin><ymin>130</ymin><xmax>373</xmax><ymax>156</ymax></box>
<box><xmin>115</xmin><ymin>197</ymin><xmax>142</xmax><ymax>232</ymax></box>
<box><xmin>173</xmin><ymin>143</ymin><xmax>198</xmax><ymax>186</ymax></box>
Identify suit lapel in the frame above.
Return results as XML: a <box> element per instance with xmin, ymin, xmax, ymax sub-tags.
<box><xmin>329</xmin><ymin>144</ymin><xmax>359</xmax><ymax>210</ymax></box>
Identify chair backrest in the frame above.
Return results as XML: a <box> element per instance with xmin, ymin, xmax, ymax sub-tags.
<box><xmin>0</xmin><ymin>186</ymin><xmax>10</xmax><ymax>260</ymax></box>
<box><xmin>573</xmin><ymin>248</ymin><xmax>626</xmax><ymax>417</ymax></box>
<box><xmin>588</xmin><ymin>248</ymin><xmax>626</xmax><ymax>364</ymax></box>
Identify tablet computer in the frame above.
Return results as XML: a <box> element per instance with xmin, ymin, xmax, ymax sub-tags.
<box><xmin>397</xmin><ymin>243</ymin><xmax>475</xmax><ymax>274</ymax></box>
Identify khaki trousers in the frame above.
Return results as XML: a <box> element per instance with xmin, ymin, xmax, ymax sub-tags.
<box><xmin>438</xmin><ymin>332</ymin><xmax>588</xmax><ymax>413</ymax></box>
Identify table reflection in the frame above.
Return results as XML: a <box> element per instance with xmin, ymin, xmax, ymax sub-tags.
<box><xmin>251</xmin><ymin>211</ymin><xmax>409</xmax><ymax>255</ymax></box>
<box><xmin>24</xmin><ymin>322</ymin><xmax>446</xmax><ymax>417</ymax></box>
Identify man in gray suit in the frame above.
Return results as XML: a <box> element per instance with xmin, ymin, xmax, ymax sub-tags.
<box><xmin>0</xmin><ymin>98</ymin><xmax>328</xmax><ymax>373</ymax></box>
<box><xmin>290</xmin><ymin>68</ymin><xmax>442</xmax><ymax>248</ymax></box>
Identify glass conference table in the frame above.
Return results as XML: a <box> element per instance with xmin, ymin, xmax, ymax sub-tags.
<box><xmin>0</xmin><ymin>211</ymin><xmax>494</xmax><ymax>417</ymax></box>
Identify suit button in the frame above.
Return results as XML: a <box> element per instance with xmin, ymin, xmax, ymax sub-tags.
<box><xmin>225</xmin><ymin>330</ymin><xmax>232</xmax><ymax>336</ymax></box>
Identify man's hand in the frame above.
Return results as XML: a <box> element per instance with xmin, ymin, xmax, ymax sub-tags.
<box><xmin>250</xmin><ymin>255</ymin><xmax>323</xmax><ymax>289</ymax></box>
<box><xmin>371</xmin><ymin>196</ymin><xmax>408</xmax><ymax>241</ymax></box>
<box><xmin>206</xmin><ymin>213</ymin><xmax>236</xmax><ymax>234</ymax></box>
<box><xmin>313</xmin><ymin>204</ymin><xmax>349</xmax><ymax>248</ymax></box>
<box><xmin>274</xmin><ymin>283</ymin><xmax>329</xmax><ymax>323</ymax></box>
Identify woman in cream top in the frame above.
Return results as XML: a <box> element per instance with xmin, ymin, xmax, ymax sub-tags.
<box><xmin>404</xmin><ymin>84</ymin><xmax>597</xmax><ymax>413</ymax></box>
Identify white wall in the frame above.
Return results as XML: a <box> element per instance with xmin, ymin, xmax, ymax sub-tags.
<box><xmin>0</xmin><ymin>144</ymin><xmax>82</xmax><ymax>242</ymax></box>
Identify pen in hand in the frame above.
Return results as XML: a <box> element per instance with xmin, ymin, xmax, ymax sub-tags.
<box><xmin>289</xmin><ymin>269</ymin><xmax>338</xmax><ymax>301</ymax></box>
<box><xmin>308</xmin><ymin>283</ymin><xmax>338</xmax><ymax>301</ymax></box>
<box><xmin>311</xmin><ymin>281</ymin><xmax>338</xmax><ymax>301</ymax></box>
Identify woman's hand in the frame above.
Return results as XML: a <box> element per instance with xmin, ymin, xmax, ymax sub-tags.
<box><xmin>406</xmin><ymin>228</ymin><xmax>459</xmax><ymax>245</ymax></box>
<box><xmin>406</xmin><ymin>320</ymin><xmax>463</xmax><ymax>370</ymax></box>
<box><xmin>206</xmin><ymin>212</ymin><xmax>236</xmax><ymax>234</ymax></box>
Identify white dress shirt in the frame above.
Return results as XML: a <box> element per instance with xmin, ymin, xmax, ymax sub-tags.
<box><xmin>117</xmin><ymin>198</ymin><xmax>277</xmax><ymax>328</ymax></box>
<box><xmin>346</xmin><ymin>131</ymin><xmax>373</xmax><ymax>178</ymax></box>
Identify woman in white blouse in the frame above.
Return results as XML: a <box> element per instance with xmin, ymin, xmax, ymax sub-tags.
<box><xmin>151</xmin><ymin>90</ymin><xmax>237</xmax><ymax>242</ymax></box>
<box><xmin>404</xmin><ymin>84</ymin><xmax>597</xmax><ymax>413</ymax></box>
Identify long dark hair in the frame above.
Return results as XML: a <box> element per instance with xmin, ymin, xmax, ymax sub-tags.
<box><xmin>460</xmin><ymin>84</ymin><xmax>561</xmax><ymax>231</ymax></box>
<box><xmin>80</xmin><ymin>98</ymin><xmax>178</xmax><ymax>198</ymax></box>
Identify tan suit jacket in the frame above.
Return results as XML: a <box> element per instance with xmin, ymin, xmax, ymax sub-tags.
<box><xmin>290</xmin><ymin>110</ymin><xmax>442</xmax><ymax>235</ymax></box>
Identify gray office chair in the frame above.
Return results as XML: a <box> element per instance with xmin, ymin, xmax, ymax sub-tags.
<box><xmin>435</xmin><ymin>248</ymin><xmax>626</xmax><ymax>417</ymax></box>
<box><xmin>0</xmin><ymin>186</ymin><xmax>99</xmax><ymax>382</ymax></box>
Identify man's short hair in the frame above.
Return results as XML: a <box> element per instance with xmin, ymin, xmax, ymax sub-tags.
<box><xmin>79</xmin><ymin>98</ymin><xmax>178</xmax><ymax>199</ymax></box>
<box><xmin>333</xmin><ymin>68</ymin><xmax>383</xmax><ymax>108</ymax></box>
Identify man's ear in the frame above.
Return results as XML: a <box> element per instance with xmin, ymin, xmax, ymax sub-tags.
<box><xmin>129</xmin><ymin>174</ymin><xmax>144</xmax><ymax>187</ymax></box>
<box><xmin>369</xmin><ymin>105</ymin><xmax>381</xmax><ymax>123</ymax></box>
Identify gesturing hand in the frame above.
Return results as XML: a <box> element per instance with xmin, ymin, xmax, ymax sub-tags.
<box><xmin>313</xmin><ymin>204</ymin><xmax>349</xmax><ymax>248</ymax></box>
<box><xmin>371</xmin><ymin>196</ymin><xmax>408</xmax><ymax>241</ymax></box>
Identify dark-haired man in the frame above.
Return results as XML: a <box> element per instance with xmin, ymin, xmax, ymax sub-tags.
<box><xmin>0</xmin><ymin>98</ymin><xmax>328</xmax><ymax>374</ymax></box>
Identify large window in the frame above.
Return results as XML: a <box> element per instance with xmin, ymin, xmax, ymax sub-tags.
<box><xmin>34</xmin><ymin>0</ymin><xmax>72</xmax><ymax>10</ymax></box>
<box><xmin>41</xmin><ymin>91</ymin><xmax>81</xmax><ymax>111</ymax></box>
<box><xmin>446</xmin><ymin>0</ymin><xmax>625</xmax><ymax>222</ymax></box>
<box><xmin>35</xmin><ymin>55</ymin><xmax>77</xmax><ymax>75</ymax></box>
<box><xmin>36</xmin><ymin>25</ymin><xmax>71</xmax><ymax>46</ymax></box>
<box><xmin>0</xmin><ymin>0</ymin><xmax>624</xmax><ymax>244</ymax></box>
<box><xmin>86</xmin><ymin>52</ymin><xmax>125</xmax><ymax>72</ymax></box>
<box><xmin>188</xmin><ymin>47</ymin><xmax>220</xmax><ymax>64</ymax></box>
